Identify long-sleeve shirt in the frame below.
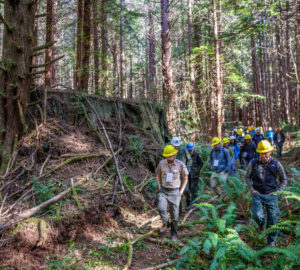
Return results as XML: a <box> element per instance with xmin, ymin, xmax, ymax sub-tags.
<box><xmin>210</xmin><ymin>146</ymin><xmax>231</xmax><ymax>173</ymax></box>
<box><xmin>245</xmin><ymin>158</ymin><xmax>287</xmax><ymax>193</ymax></box>
<box><xmin>176</xmin><ymin>148</ymin><xmax>192</xmax><ymax>170</ymax></box>
<box><xmin>229</xmin><ymin>143</ymin><xmax>240</xmax><ymax>160</ymax></box>
<box><xmin>190</xmin><ymin>151</ymin><xmax>204</xmax><ymax>179</ymax></box>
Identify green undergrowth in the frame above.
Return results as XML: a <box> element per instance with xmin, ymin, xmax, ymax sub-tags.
<box><xmin>176</xmin><ymin>144</ymin><xmax>300</xmax><ymax>270</ymax></box>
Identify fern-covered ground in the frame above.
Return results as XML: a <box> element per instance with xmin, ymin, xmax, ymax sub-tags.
<box><xmin>0</xmin><ymin>125</ymin><xmax>299</xmax><ymax>269</ymax></box>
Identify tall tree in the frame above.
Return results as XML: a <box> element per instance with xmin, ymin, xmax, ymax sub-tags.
<box><xmin>0</xmin><ymin>0</ymin><xmax>37</xmax><ymax>169</ymax></box>
<box><xmin>92</xmin><ymin>0</ymin><xmax>100</xmax><ymax>93</ymax></box>
<box><xmin>100</xmin><ymin>0</ymin><xmax>108</xmax><ymax>95</ymax></box>
<box><xmin>161</xmin><ymin>0</ymin><xmax>177</xmax><ymax>133</ymax></box>
<box><xmin>51</xmin><ymin>0</ymin><xmax>59</xmax><ymax>85</ymax></box>
<box><xmin>120</xmin><ymin>0</ymin><xmax>126</xmax><ymax>98</ymax></box>
<box><xmin>75</xmin><ymin>0</ymin><xmax>83</xmax><ymax>91</ymax></box>
<box><xmin>79</xmin><ymin>0</ymin><xmax>91</xmax><ymax>92</ymax></box>
<box><xmin>45</xmin><ymin>0</ymin><xmax>53</xmax><ymax>87</ymax></box>
<box><xmin>212</xmin><ymin>0</ymin><xmax>223</xmax><ymax>138</ymax></box>
<box><xmin>148</xmin><ymin>0</ymin><xmax>156</xmax><ymax>101</ymax></box>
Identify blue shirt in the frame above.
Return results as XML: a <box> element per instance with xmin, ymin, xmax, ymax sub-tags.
<box><xmin>210</xmin><ymin>146</ymin><xmax>231</xmax><ymax>173</ymax></box>
<box><xmin>266</xmin><ymin>131</ymin><xmax>275</xmax><ymax>139</ymax></box>
<box><xmin>252</xmin><ymin>134</ymin><xmax>265</xmax><ymax>146</ymax></box>
<box><xmin>229</xmin><ymin>143</ymin><xmax>240</xmax><ymax>160</ymax></box>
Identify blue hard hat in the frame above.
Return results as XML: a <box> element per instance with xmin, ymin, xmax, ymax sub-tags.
<box><xmin>186</xmin><ymin>142</ymin><xmax>195</xmax><ymax>150</ymax></box>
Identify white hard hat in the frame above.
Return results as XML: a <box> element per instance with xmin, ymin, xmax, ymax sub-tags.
<box><xmin>230</xmin><ymin>136</ymin><xmax>236</xmax><ymax>140</ymax></box>
<box><xmin>171</xmin><ymin>137</ymin><xmax>181</xmax><ymax>147</ymax></box>
<box><xmin>255</xmin><ymin>128</ymin><xmax>260</xmax><ymax>132</ymax></box>
<box><xmin>234</xmin><ymin>129</ymin><xmax>237</xmax><ymax>132</ymax></box>
<box><xmin>268</xmin><ymin>127</ymin><xmax>272</xmax><ymax>131</ymax></box>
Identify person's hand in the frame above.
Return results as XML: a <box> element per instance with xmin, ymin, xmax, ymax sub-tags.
<box><xmin>180</xmin><ymin>190</ymin><xmax>183</xmax><ymax>196</ymax></box>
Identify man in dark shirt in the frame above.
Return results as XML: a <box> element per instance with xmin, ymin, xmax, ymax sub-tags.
<box><xmin>245</xmin><ymin>140</ymin><xmax>287</xmax><ymax>246</ymax></box>
<box><xmin>186</xmin><ymin>143</ymin><xmax>203</xmax><ymax>210</ymax></box>
<box><xmin>274</xmin><ymin>128</ymin><xmax>285</xmax><ymax>157</ymax></box>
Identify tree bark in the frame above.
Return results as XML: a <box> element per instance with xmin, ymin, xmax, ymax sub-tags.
<box><xmin>212</xmin><ymin>0</ymin><xmax>223</xmax><ymax>138</ymax></box>
<box><xmin>0</xmin><ymin>0</ymin><xmax>37</xmax><ymax>170</ymax></box>
<box><xmin>188</xmin><ymin>0</ymin><xmax>194</xmax><ymax>83</ymax></box>
<box><xmin>100</xmin><ymin>0</ymin><xmax>108</xmax><ymax>95</ymax></box>
<box><xmin>294</xmin><ymin>0</ymin><xmax>300</xmax><ymax>123</ymax></box>
<box><xmin>148</xmin><ymin>0</ymin><xmax>156</xmax><ymax>101</ymax></box>
<box><xmin>75</xmin><ymin>0</ymin><xmax>83</xmax><ymax>91</ymax></box>
<box><xmin>161</xmin><ymin>0</ymin><xmax>177</xmax><ymax>134</ymax></box>
<box><xmin>92</xmin><ymin>0</ymin><xmax>100</xmax><ymax>94</ymax></box>
<box><xmin>120</xmin><ymin>0</ymin><xmax>126</xmax><ymax>98</ymax></box>
<box><xmin>45</xmin><ymin>0</ymin><xmax>53</xmax><ymax>87</ymax></box>
<box><xmin>51</xmin><ymin>0</ymin><xmax>59</xmax><ymax>85</ymax></box>
<box><xmin>80</xmin><ymin>0</ymin><xmax>91</xmax><ymax>92</ymax></box>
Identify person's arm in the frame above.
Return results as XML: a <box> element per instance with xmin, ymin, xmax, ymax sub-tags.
<box><xmin>210</xmin><ymin>151</ymin><xmax>214</xmax><ymax>171</ymax></box>
<box><xmin>276</xmin><ymin>162</ymin><xmax>287</xmax><ymax>191</ymax></box>
<box><xmin>180</xmin><ymin>175</ymin><xmax>188</xmax><ymax>195</ymax></box>
<box><xmin>156</xmin><ymin>173</ymin><xmax>161</xmax><ymax>191</ymax></box>
<box><xmin>224</xmin><ymin>149</ymin><xmax>231</xmax><ymax>173</ymax></box>
<box><xmin>245</xmin><ymin>161</ymin><xmax>258</xmax><ymax>193</ymax></box>
<box><xmin>186</xmin><ymin>151</ymin><xmax>192</xmax><ymax>170</ymax></box>
<box><xmin>236</xmin><ymin>144</ymin><xmax>240</xmax><ymax>159</ymax></box>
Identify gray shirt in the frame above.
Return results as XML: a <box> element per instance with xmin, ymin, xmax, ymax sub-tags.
<box><xmin>245</xmin><ymin>159</ymin><xmax>287</xmax><ymax>192</ymax></box>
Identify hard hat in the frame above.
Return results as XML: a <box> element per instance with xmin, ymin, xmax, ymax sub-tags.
<box><xmin>230</xmin><ymin>136</ymin><xmax>236</xmax><ymax>141</ymax></box>
<box><xmin>248</xmin><ymin>127</ymin><xmax>252</xmax><ymax>132</ymax></box>
<box><xmin>259</xmin><ymin>126</ymin><xmax>263</xmax><ymax>130</ymax></box>
<box><xmin>255</xmin><ymin>128</ymin><xmax>260</xmax><ymax>132</ymax></box>
<box><xmin>212</xmin><ymin>137</ymin><xmax>221</xmax><ymax>146</ymax></box>
<box><xmin>268</xmin><ymin>127</ymin><xmax>272</xmax><ymax>131</ymax></box>
<box><xmin>234</xmin><ymin>128</ymin><xmax>238</xmax><ymax>132</ymax></box>
<box><xmin>276</xmin><ymin>128</ymin><xmax>280</xmax><ymax>132</ymax></box>
<box><xmin>186</xmin><ymin>142</ymin><xmax>195</xmax><ymax>150</ymax></box>
<box><xmin>245</xmin><ymin>134</ymin><xmax>252</xmax><ymax>140</ymax></box>
<box><xmin>237</xmin><ymin>129</ymin><xmax>243</xmax><ymax>135</ymax></box>
<box><xmin>162</xmin><ymin>145</ymin><xmax>178</xmax><ymax>157</ymax></box>
<box><xmin>256</xmin><ymin>140</ymin><xmax>274</xmax><ymax>153</ymax></box>
<box><xmin>222</xmin><ymin>138</ymin><xmax>230</xmax><ymax>144</ymax></box>
<box><xmin>171</xmin><ymin>137</ymin><xmax>181</xmax><ymax>147</ymax></box>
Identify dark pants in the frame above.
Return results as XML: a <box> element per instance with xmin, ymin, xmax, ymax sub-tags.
<box><xmin>157</xmin><ymin>188</ymin><xmax>181</xmax><ymax>236</ymax></box>
<box><xmin>276</xmin><ymin>142</ymin><xmax>283</xmax><ymax>157</ymax></box>
<box><xmin>189</xmin><ymin>176</ymin><xmax>199</xmax><ymax>204</ymax></box>
<box><xmin>251</xmin><ymin>193</ymin><xmax>280</xmax><ymax>245</ymax></box>
<box><xmin>179</xmin><ymin>177</ymin><xmax>191</xmax><ymax>215</ymax></box>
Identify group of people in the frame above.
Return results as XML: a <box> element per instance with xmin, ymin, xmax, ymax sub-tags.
<box><xmin>155</xmin><ymin>127</ymin><xmax>287</xmax><ymax>246</ymax></box>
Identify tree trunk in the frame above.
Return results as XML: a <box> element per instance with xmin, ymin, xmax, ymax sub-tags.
<box><xmin>51</xmin><ymin>0</ymin><xmax>58</xmax><ymax>85</ymax></box>
<box><xmin>148</xmin><ymin>0</ymin><xmax>156</xmax><ymax>101</ymax></box>
<box><xmin>80</xmin><ymin>0</ymin><xmax>91</xmax><ymax>92</ymax></box>
<box><xmin>120</xmin><ymin>0</ymin><xmax>126</xmax><ymax>98</ymax></box>
<box><xmin>188</xmin><ymin>0</ymin><xmax>194</xmax><ymax>82</ymax></box>
<box><xmin>161</xmin><ymin>0</ymin><xmax>177</xmax><ymax>134</ymax></box>
<box><xmin>0</xmin><ymin>0</ymin><xmax>37</xmax><ymax>170</ymax></box>
<box><xmin>295</xmin><ymin>0</ymin><xmax>300</xmax><ymax>123</ymax></box>
<box><xmin>212</xmin><ymin>0</ymin><xmax>223</xmax><ymax>138</ymax></box>
<box><xmin>45</xmin><ymin>0</ymin><xmax>53</xmax><ymax>87</ymax></box>
<box><xmin>92</xmin><ymin>0</ymin><xmax>100</xmax><ymax>94</ymax></box>
<box><xmin>75</xmin><ymin>0</ymin><xmax>83</xmax><ymax>91</ymax></box>
<box><xmin>100</xmin><ymin>0</ymin><xmax>108</xmax><ymax>96</ymax></box>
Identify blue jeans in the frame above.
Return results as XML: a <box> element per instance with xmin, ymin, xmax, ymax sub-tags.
<box><xmin>230</xmin><ymin>158</ymin><xmax>236</xmax><ymax>176</ymax></box>
<box><xmin>251</xmin><ymin>193</ymin><xmax>280</xmax><ymax>245</ymax></box>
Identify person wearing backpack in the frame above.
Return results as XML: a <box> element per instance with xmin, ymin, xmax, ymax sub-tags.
<box><xmin>209</xmin><ymin>137</ymin><xmax>231</xmax><ymax>198</ymax></box>
<box><xmin>240</xmin><ymin>134</ymin><xmax>256</xmax><ymax>168</ymax></box>
<box><xmin>245</xmin><ymin>140</ymin><xmax>287</xmax><ymax>246</ymax></box>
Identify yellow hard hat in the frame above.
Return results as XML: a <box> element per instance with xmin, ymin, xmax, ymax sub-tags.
<box><xmin>245</xmin><ymin>134</ymin><xmax>252</xmax><ymax>140</ymax></box>
<box><xmin>237</xmin><ymin>129</ymin><xmax>243</xmax><ymax>135</ymax></box>
<box><xmin>256</xmin><ymin>140</ymin><xmax>274</xmax><ymax>153</ymax></box>
<box><xmin>222</xmin><ymin>138</ymin><xmax>230</xmax><ymax>144</ymax></box>
<box><xmin>248</xmin><ymin>127</ymin><xmax>252</xmax><ymax>132</ymax></box>
<box><xmin>212</xmin><ymin>137</ymin><xmax>221</xmax><ymax>146</ymax></box>
<box><xmin>162</xmin><ymin>145</ymin><xmax>178</xmax><ymax>157</ymax></box>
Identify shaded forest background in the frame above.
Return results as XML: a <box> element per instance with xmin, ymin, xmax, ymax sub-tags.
<box><xmin>0</xmin><ymin>0</ymin><xmax>300</xmax><ymax>156</ymax></box>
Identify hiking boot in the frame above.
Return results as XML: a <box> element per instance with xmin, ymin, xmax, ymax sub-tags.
<box><xmin>160</xmin><ymin>224</ymin><xmax>168</xmax><ymax>235</ymax></box>
<box><xmin>171</xmin><ymin>235</ymin><xmax>178</xmax><ymax>242</ymax></box>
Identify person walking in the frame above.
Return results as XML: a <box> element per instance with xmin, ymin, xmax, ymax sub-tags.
<box><xmin>156</xmin><ymin>145</ymin><xmax>189</xmax><ymax>242</ymax></box>
<box><xmin>170</xmin><ymin>137</ymin><xmax>192</xmax><ymax>215</ymax></box>
<box><xmin>186</xmin><ymin>143</ymin><xmax>203</xmax><ymax>210</ymax></box>
<box><xmin>266</xmin><ymin>127</ymin><xmax>275</xmax><ymax>146</ymax></box>
<box><xmin>274</xmin><ymin>128</ymin><xmax>285</xmax><ymax>157</ymax></box>
<box><xmin>229</xmin><ymin>136</ymin><xmax>240</xmax><ymax>176</ymax></box>
<box><xmin>209</xmin><ymin>137</ymin><xmax>231</xmax><ymax>198</ymax></box>
<box><xmin>245</xmin><ymin>140</ymin><xmax>287</xmax><ymax>246</ymax></box>
<box><xmin>222</xmin><ymin>138</ymin><xmax>234</xmax><ymax>159</ymax></box>
<box><xmin>252</xmin><ymin>128</ymin><xmax>265</xmax><ymax>147</ymax></box>
<box><xmin>240</xmin><ymin>134</ymin><xmax>256</xmax><ymax>168</ymax></box>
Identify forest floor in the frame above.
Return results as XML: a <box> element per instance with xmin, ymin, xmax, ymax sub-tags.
<box><xmin>0</xmin><ymin>118</ymin><xmax>299</xmax><ymax>270</ymax></box>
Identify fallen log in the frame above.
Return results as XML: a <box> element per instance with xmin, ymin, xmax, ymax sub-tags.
<box><xmin>0</xmin><ymin>180</ymin><xmax>82</xmax><ymax>232</ymax></box>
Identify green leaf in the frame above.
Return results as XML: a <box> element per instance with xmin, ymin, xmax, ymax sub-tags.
<box><xmin>203</xmin><ymin>239</ymin><xmax>212</xmax><ymax>254</ymax></box>
<box><xmin>216</xmin><ymin>219</ymin><xmax>226</xmax><ymax>233</ymax></box>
